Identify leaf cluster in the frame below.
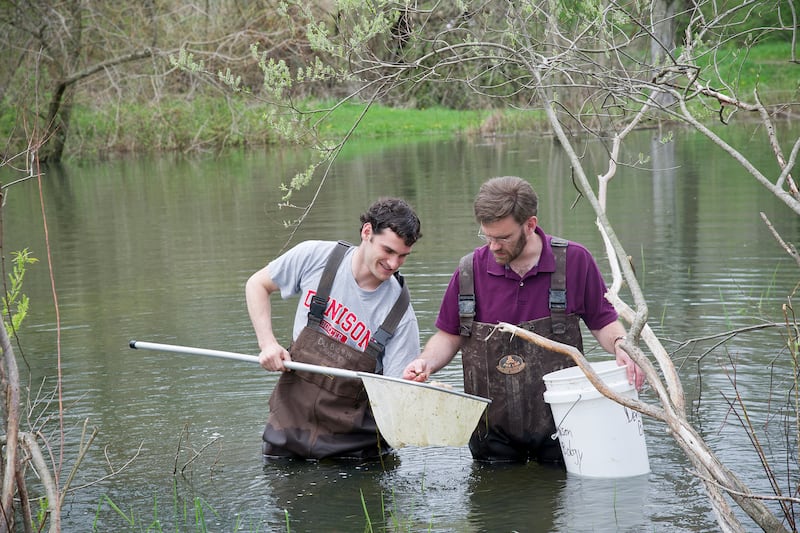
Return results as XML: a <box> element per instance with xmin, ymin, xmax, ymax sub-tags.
<box><xmin>2</xmin><ymin>248</ymin><xmax>37</xmax><ymax>334</ymax></box>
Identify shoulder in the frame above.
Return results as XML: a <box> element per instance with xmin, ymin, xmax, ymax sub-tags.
<box><xmin>558</xmin><ymin>239</ymin><xmax>606</xmax><ymax>280</ymax></box>
<box><xmin>562</xmin><ymin>239</ymin><xmax>599</xmax><ymax>263</ymax></box>
<box><xmin>451</xmin><ymin>247</ymin><xmax>487</xmax><ymax>283</ymax></box>
<box><xmin>268</xmin><ymin>240</ymin><xmax>338</xmax><ymax>274</ymax></box>
<box><xmin>458</xmin><ymin>248</ymin><xmax>479</xmax><ymax>269</ymax></box>
<box><xmin>543</xmin><ymin>232</ymin><xmax>596</xmax><ymax>262</ymax></box>
<box><xmin>279</xmin><ymin>240</ymin><xmax>340</xmax><ymax>262</ymax></box>
<box><xmin>467</xmin><ymin>246</ymin><xmax>491</xmax><ymax>269</ymax></box>
<box><xmin>288</xmin><ymin>240</ymin><xmax>338</xmax><ymax>255</ymax></box>
<box><xmin>538</xmin><ymin>230</ymin><xmax>601</xmax><ymax>274</ymax></box>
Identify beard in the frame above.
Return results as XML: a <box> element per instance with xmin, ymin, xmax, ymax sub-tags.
<box><xmin>491</xmin><ymin>230</ymin><xmax>527</xmax><ymax>265</ymax></box>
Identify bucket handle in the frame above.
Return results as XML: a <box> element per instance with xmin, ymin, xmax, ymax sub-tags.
<box><xmin>550</xmin><ymin>393</ymin><xmax>583</xmax><ymax>440</ymax></box>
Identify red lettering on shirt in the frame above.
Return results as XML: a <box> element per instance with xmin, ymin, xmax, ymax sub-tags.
<box><xmin>335</xmin><ymin>306</ymin><xmax>350</xmax><ymax>326</ymax></box>
<box><xmin>327</xmin><ymin>298</ymin><xmax>343</xmax><ymax>321</ymax></box>
<box><xmin>320</xmin><ymin>320</ymin><xmax>346</xmax><ymax>342</ymax></box>
<box><xmin>303</xmin><ymin>290</ymin><xmax>373</xmax><ymax>350</ymax></box>
<box><xmin>304</xmin><ymin>290</ymin><xmax>316</xmax><ymax>307</ymax></box>
<box><xmin>341</xmin><ymin>312</ymin><xmax>355</xmax><ymax>331</ymax></box>
<box><xmin>352</xmin><ymin>322</ymin><xmax>369</xmax><ymax>349</ymax></box>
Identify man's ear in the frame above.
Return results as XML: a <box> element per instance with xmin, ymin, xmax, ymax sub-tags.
<box><xmin>360</xmin><ymin>222</ymin><xmax>373</xmax><ymax>241</ymax></box>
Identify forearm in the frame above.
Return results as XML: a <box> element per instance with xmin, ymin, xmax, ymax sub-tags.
<box><xmin>245</xmin><ymin>275</ymin><xmax>279</xmax><ymax>349</ymax></box>
<box><xmin>420</xmin><ymin>330</ymin><xmax>463</xmax><ymax>373</ymax></box>
<box><xmin>591</xmin><ymin>320</ymin><xmax>645</xmax><ymax>389</ymax></box>
<box><xmin>591</xmin><ymin>320</ymin><xmax>628</xmax><ymax>355</ymax></box>
<box><xmin>245</xmin><ymin>283</ymin><xmax>275</xmax><ymax>342</ymax></box>
<box><xmin>403</xmin><ymin>330</ymin><xmax>463</xmax><ymax>380</ymax></box>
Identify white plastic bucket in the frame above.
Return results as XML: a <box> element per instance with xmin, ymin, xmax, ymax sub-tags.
<box><xmin>543</xmin><ymin>360</ymin><xmax>649</xmax><ymax>478</ymax></box>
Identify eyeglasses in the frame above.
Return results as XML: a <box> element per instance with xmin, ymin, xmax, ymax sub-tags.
<box><xmin>477</xmin><ymin>224</ymin><xmax>524</xmax><ymax>245</ymax></box>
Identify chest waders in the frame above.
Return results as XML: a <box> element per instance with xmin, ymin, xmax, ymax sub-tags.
<box><xmin>458</xmin><ymin>238</ymin><xmax>583</xmax><ymax>463</ymax></box>
<box><xmin>262</xmin><ymin>241</ymin><xmax>410</xmax><ymax>460</ymax></box>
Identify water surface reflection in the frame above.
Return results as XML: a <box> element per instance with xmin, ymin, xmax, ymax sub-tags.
<box><xmin>5</xmin><ymin>128</ymin><xmax>799</xmax><ymax>531</ymax></box>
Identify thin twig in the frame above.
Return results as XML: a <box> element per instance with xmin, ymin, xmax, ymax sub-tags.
<box><xmin>760</xmin><ymin>212</ymin><xmax>800</xmax><ymax>268</ymax></box>
<box><xmin>63</xmin><ymin>441</ymin><xmax>144</xmax><ymax>493</ymax></box>
<box><xmin>180</xmin><ymin>437</ymin><xmax>222</xmax><ymax>475</ymax></box>
<box><xmin>58</xmin><ymin>418</ymin><xmax>99</xmax><ymax>504</ymax></box>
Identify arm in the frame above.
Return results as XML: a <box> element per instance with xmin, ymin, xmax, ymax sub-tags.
<box><xmin>245</xmin><ymin>266</ymin><xmax>291</xmax><ymax>372</ymax></box>
<box><xmin>590</xmin><ymin>321</ymin><xmax>645</xmax><ymax>390</ymax></box>
<box><xmin>402</xmin><ymin>329</ymin><xmax>464</xmax><ymax>382</ymax></box>
<box><xmin>381</xmin><ymin>311</ymin><xmax>421</xmax><ymax>378</ymax></box>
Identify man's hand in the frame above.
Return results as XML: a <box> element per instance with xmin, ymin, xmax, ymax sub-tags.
<box><xmin>402</xmin><ymin>358</ymin><xmax>430</xmax><ymax>382</ymax></box>
<box><xmin>614</xmin><ymin>343</ymin><xmax>645</xmax><ymax>390</ymax></box>
<box><xmin>258</xmin><ymin>340</ymin><xmax>291</xmax><ymax>372</ymax></box>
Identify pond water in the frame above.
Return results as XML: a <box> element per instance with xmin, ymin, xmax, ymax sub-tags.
<box><xmin>4</xmin><ymin>125</ymin><xmax>799</xmax><ymax>532</ymax></box>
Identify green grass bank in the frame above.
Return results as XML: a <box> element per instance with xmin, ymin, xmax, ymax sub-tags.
<box><xmin>1</xmin><ymin>42</ymin><xmax>795</xmax><ymax>161</ymax></box>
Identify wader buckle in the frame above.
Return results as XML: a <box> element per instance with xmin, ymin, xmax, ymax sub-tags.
<box><xmin>549</xmin><ymin>288</ymin><xmax>566</xmax><ymax>309</ymax></box>
<box><xmin>458</xmin><ymin>294</ymin><xmax>476</xmax><ymax>317</ymax></box>
<box><xmin>308</xmin><ymin>294</ymin><xmax>328</xmax><ymax>322</ymax></box>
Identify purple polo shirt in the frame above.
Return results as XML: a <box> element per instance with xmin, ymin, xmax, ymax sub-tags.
<box><xmin>434</xmin><ymin>226</ymin><xmax>618</xmax><ymax>335</ymax></box>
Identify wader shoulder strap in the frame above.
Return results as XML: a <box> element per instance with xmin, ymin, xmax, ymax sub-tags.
<box><xmin>457</xmin><ymin>252</ymin><xmax>476</xmax><ymax>337</ymax></box>
<box><xmin>549</xmin><ymin>237</ymin><xmax>569</xmax><ymax>334</ymax></box>
<box><xmin>307</xmin><ymin>240</ymin><xmax>410</xmax><ymax>375</ymax></box>
<box><xmin>307</xmin><ymin>240</ymin><xmax>352</xmax><ymax>327</ymax></box>
<box><xmin>365</xmin><ymin>273</ymin><xmax>410</xmax><ymax>374</ymax></box>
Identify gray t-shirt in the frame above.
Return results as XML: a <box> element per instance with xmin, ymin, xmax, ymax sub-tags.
<box><xmin>266</xmin><ymin>240</ymin><xmax>420</xmax><ymax>378</ymax></box>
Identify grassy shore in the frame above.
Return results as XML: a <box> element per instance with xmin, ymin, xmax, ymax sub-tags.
<box><xmin>2</xmin><ymin>42</ymin><xmax>795</xmax><ymax>161</ymax></box>
<box><xmin>55</xmin><ymin>99</ymin><xmax>503</xmax><ymax>160</ymax></box>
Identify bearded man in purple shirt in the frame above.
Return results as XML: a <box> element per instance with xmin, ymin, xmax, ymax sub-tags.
<box><xmin>403</xmin><ymin>176</ymin><xmax>644</xmax><ymax>463</ymax></box>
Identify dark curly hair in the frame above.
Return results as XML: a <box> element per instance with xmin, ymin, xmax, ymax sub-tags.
<box><xmin>360</xmin><ymin>197</ymin><xmax>422</xmax><ymax>246</ymax></box>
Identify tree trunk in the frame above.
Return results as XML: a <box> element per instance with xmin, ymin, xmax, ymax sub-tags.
<box><xmin>41</xmin><ymin>82</ymin><xmax>73</xmax><ymax>164</ymax></box>
<box><xmin>0</xmin><ymin>317</ymin><xmax>22</xmax><ymax>531</ymax></box>
<box><xmin>650</xmin><ymin>0</ymin><xmax>680</xmax><ymax>107</ymax></box>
